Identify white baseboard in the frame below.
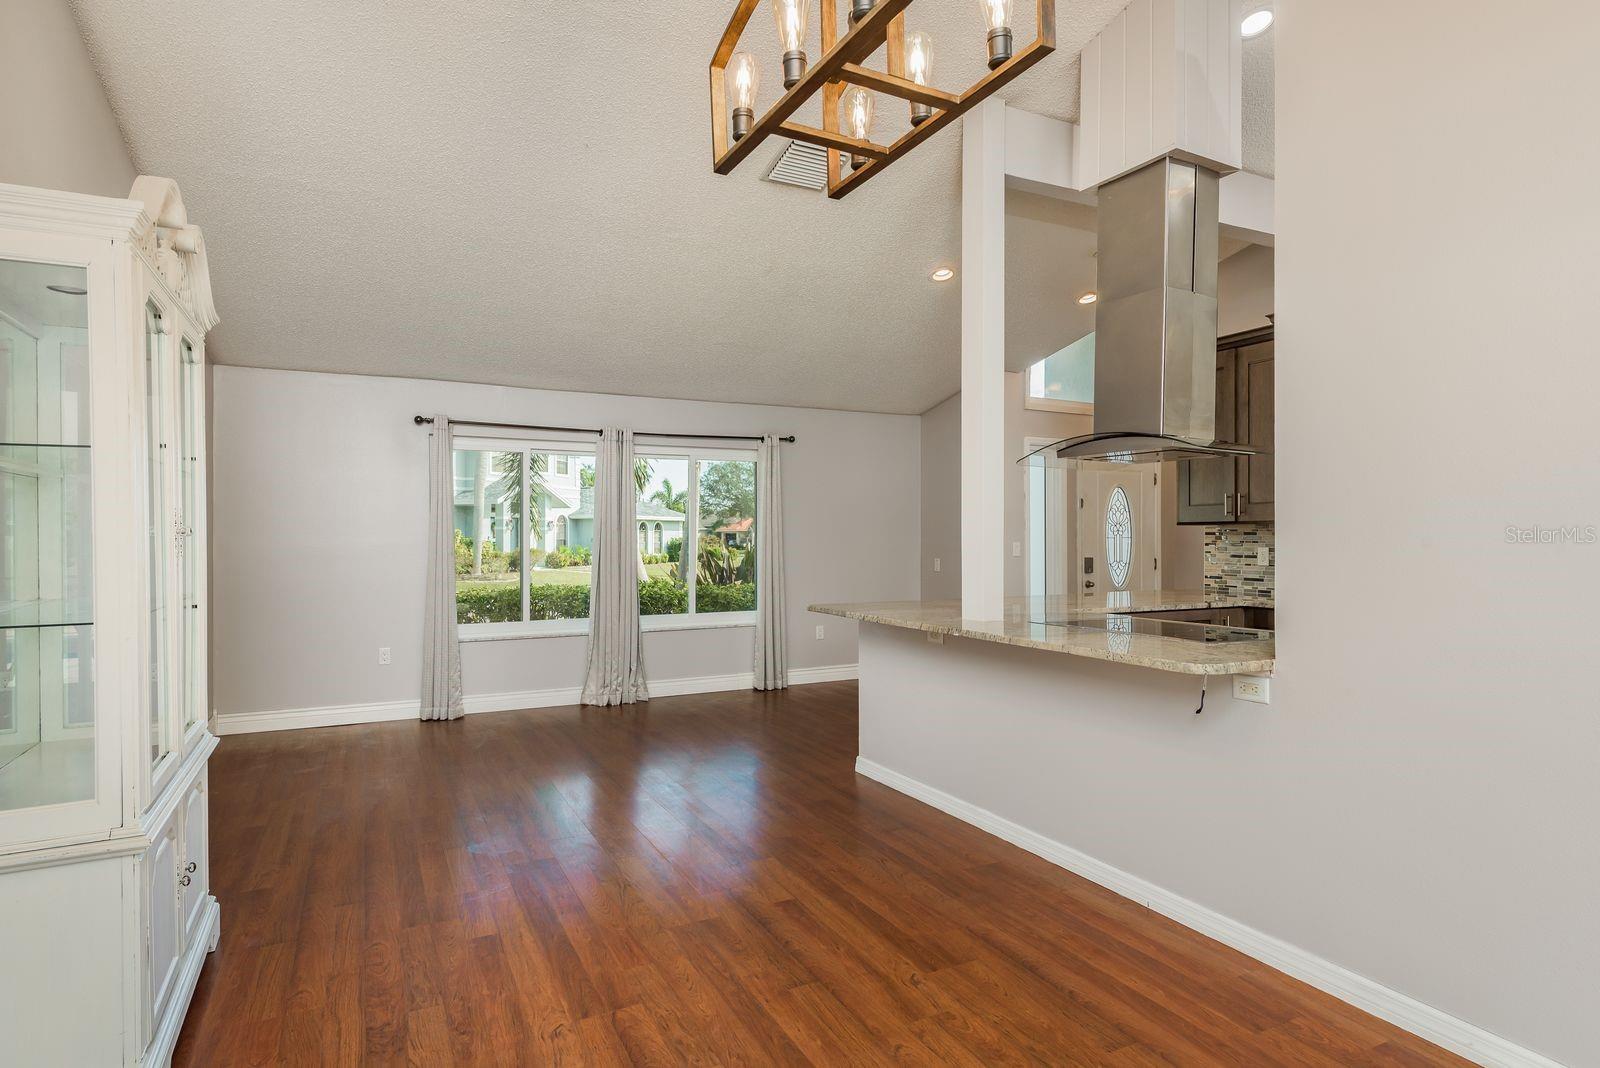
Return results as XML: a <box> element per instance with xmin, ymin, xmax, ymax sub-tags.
<box><xmin>788</xmin><ymin>663</ymin><xmax>861</xmax><ymax>685</ymax></box>
<box><xmin>213</xmin><ymin>699</ymin><xmax>418</xmax><ymax>735</ymax></box>
<box><xmin>854</xmin><ymin>757</ymin><xmax>1563</xmax><ymax>1068</ymax></box>
<box><xmin>213</xmin><ymin>664</ymin><xmax>858</xmax><ymax>736</ymax></box>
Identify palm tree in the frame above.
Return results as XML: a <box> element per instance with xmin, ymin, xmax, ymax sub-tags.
<box><xmin>487</xmin><ymin>452</ymin><xmax>653</xmax><ymax>579</ymax></box>
<box><xmin>490</xmin><ymin>451</ymin><xmax>548</xmax><ymax>553</ymax></box>
<box><xmin>650</xmin><ymin>478</ymin><xmax>687</xmax><ymax>513</ymax></box>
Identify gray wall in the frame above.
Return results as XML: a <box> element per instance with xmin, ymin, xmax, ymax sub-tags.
<box><xmin>880</xmin><ymin>4</ymin><xmax>1599</xmax><ymax>1063</ymax></box>
<box><xmin>210</xmin><ymin>366</ymin><xmax>920</xmax><ymax>716</ymax></box>
<box><xmin>0</xmin><ymin>0</ymin><xmax>134</xmax><ymax>197</ymax></box>
<box><xmin>1275</xmin><ymin>3</ymin><xmax>1597</xmax><ymax>1060</ymax></box>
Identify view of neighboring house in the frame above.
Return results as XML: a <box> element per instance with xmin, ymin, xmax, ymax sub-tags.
<box><xmin>453</xmin><ymin>451</ymin><xmax>583</xmax><ymax>557</ymax></box>
<box><xmin>565</xmin><ymin>482</ymin><xmax>687</xmax><ymax>555</ymax></box>
<box><xmin>712</xmin><ymin>516</ymin><xmax>753</xmax><ymax>549</ymax></box>
<box><xmin>453</xmin><ymin>452</ymin><xmax>685</xmax><ymax>559</ymax></box>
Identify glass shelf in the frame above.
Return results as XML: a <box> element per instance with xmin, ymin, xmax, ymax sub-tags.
<box><xmin>1</xmin><ymin>257</ymin><xmax>96</xmax><ymax>815</ymax></box>
<box><xmin>0</xmin><ymin>442</ymin><xmax>91</xmax><ymax>449</ymax></box>
<box><xmin>0</xmin><ymin>601</ymin><xmax>94</xmax><ymax>629</ymax></box>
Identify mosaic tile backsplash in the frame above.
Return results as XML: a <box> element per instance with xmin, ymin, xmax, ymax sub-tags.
<box><xmin>1204</xmin><ymin>524</ymin><xmax>1275</xmax><ymax>605</ymax></box>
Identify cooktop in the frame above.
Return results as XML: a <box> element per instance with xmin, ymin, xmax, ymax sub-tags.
<box><xmin>1064</xmin><ymin>615</ymin><xmax>1271</xmax><ymax>645</ymax></box>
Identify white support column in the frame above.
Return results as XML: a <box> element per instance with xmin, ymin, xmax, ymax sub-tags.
<box><xmin>960</xmin><ymin>97</ymin><xmax>1007</xmax><ymax>622</ymax></box>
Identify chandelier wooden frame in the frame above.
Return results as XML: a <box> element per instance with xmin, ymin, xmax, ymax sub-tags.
<box><xmin>709</xmin><ymin>0</ymin><xmax>1055</xmax><ymax>199</ymax></box>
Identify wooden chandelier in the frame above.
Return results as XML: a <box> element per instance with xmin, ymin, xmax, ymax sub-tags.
<box><xmin>710</xmin><ymin>0</ymin><xmax>1055</xmax><ymax>199</ymax></box>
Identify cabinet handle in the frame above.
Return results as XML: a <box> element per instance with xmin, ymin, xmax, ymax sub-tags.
<box><xmin>185</xmin><ymin>861</ymin><xmax>197</xmax><ymax>873</ymax></box>
<box><xmin>179</xmin><ymin>874</ymin><xmax>192</xmax><ymax>887</ymax></box>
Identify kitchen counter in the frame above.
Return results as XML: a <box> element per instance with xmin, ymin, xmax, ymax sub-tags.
<box><xmin>809</xmin><ymin>595</ymin><xmax>1275</xmax><ymax>676</ymax></box>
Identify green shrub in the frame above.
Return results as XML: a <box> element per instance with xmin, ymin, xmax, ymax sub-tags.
<box><xmin>698</xmin><ymin>581</ymin><xmax>756</xmax><ymax>613</ymax></box>
<box><xmin>455</xmin><ymin>530</ymin><xmax>473</xmax><ymax>576</ymax></box>
<box><xmin>455</xmin><ymin>581</ymin><xmax>520</xmax><ymax>623</ymax></box>
<box><xmin>529</xmin><ymin>583</ymin><xmax>589</xmax><ymax>619</ymax></box>
<box><xmin>665</xmin><ymin>537</ymin><xmax>683</xmax><ymax>563</ymax></box>
<box><xmin>638</xmin><ymin>577</ymin><xmax>688</xmax><ymax>615</ymax></box>
<box><xmin>527</xmin><ymin>548</ymin><xmax>545</xmax><ymax>569</ymax></box>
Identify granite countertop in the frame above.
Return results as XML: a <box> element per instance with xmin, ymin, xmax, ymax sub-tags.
<box><xmin>809</xmin><ymin>594</ymin><xmax>1275</xmax><ymax>676</ymax></box>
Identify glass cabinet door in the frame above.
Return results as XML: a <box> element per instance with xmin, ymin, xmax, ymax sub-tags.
<box><xmin>144</xmin><ymin>303</ymin><xmax>173</xmax><ymax>775</ymax></box>
<box><xmin>178</xmin><ymin>340</ymin><xmax>202</xmax><ymax>734</ymax></box>
<box><xmin>0</xmin><ymin>258</ymin><xmax>96</xmax><ymax>814</ymax></box>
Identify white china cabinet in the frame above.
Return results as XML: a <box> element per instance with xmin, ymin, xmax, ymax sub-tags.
<box><xmin>0</xmin><ymin>177</ymin><xmax>220</xmax><ymax>1066</ymax></box>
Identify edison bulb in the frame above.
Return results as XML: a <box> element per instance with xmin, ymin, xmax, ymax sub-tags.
<box><xmin>841</xmin><ymin>86</ymin><xmax>875</xmax><ymax>169</ymax></box>
<box><xmin>978</xmin><ymin>0</ymin><xmax>1014</xmax><ymax>68</ymax></box>
<box><xmin>727</xmin><ymin>53</ymin><xmax>760</xmax><ymax>141</ymax></box>
<box><xmin>773</xmin><ymin>0</ymin><xmax>810</xmax><ymax>87</ymax></box>
<box><xmin>905</xmin><ymin>31</ymin><xmax>934</xmax><ymax>125</ymax></box>
<box><xmin>977</xmin><ymin>0</ymin><xmax>1013</xmax><ymax>31</ymax></box>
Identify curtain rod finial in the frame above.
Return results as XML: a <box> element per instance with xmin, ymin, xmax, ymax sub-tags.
<box><xmin>414</xmin><ymin>415</ymin><xmax>433</xmax><ymax>425</ymax></box>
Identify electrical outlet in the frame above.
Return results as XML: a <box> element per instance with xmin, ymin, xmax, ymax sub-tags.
<box><xmin>1256</xmin><ymin>545</ymin><xmax>1271</xmax><ymax>567</ymax></box>
<box><xmin>378</xmin><ymin>647</ymin><xmax>392</xmax><ymax>666</ymax></box>
<box><xmin>1232</xmin><ymin>674</ymin><xmax>1270</xmax><ymax>704</ymax></box>
<box><xmin>814</xmin><ymin>625</ymin><xmax>825</xmax><ymax>640</ymax></box>
<box><xmin>933</xmin><ymin>557</ymin><xmax>941</xmax><ymax>572</ymax></box>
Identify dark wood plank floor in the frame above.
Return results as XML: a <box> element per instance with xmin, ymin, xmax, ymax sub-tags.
<box><xmin>176</xmin><ymin>682</ymin><xmax>1467</xmax><ymax>1066</ymax></box>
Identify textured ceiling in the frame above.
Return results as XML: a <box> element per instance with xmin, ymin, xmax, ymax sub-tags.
<box><xmin>70</xmin><ymin>1</ymin><xmax>1273</xmax><ymax>415</ymax></box>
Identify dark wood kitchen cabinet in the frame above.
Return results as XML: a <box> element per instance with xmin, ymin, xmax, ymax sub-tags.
<box><xmin>1177</xmin><ymin>326</ymin><xmax>1274</xmax><ymax>524</ymax></box>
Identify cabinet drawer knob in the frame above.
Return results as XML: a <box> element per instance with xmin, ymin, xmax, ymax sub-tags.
<box><xmin>185</xmin><ymin>861</ymin><xmax>197</xmax><ymax>873</ymax></box>
<box><xmin>179</xmin><ymin>874</ymin><xmax>192</xmax><ymax>887</ymax></box>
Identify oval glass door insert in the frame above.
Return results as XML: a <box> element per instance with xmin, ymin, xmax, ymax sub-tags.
<box><xmin>1105</xmin><ymin>484</ymin><xmax>1133</xmax><ymax>589</ymax></box>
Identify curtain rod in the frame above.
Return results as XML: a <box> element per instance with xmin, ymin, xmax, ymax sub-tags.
<box><xmin>412</xmin><ymin>415</ymin><xmax>795</xmax><ymax>444</ymax></box>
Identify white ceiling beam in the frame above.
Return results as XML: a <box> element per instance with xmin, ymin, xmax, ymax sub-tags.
<box><xmin>961</xmin><ymin>97</ymin><xmax>1009</xmax><ymax>623</ymax></box>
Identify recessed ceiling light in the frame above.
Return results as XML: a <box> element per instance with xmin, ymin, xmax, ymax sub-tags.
<box><xmin>930</xmin><ymin>267</ymin><xmax>955</xmax><ymax>282</ymax></box>
<box><xmin>1077</xmin><ymin>292</ymin><xmax>1098</xmax><ymax>305</ymax></box>
<box><xmin>47</xmin><ymin>284</ymin><xmax>88</xmax><ymax>296</ymax></box>
<box><xmin>1241</xmin><ymin>8</ymin><xmax>1273</xmax><ymax>37</ymax></box>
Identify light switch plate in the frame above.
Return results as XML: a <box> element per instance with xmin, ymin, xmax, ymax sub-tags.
<box><xmin>1256</xmin><ymin>545</ymin><xmax>1271</xmax><ymax>567</ymax></box>
<box><xmin>933</xmin><ymin>557</ymin><xmax>941</xmax><ymax>572</ymax></box>
<box><xmin>1232</xmin><ymin>674</ymin><xmax>1270</xmax><ymax>704</ymax></box>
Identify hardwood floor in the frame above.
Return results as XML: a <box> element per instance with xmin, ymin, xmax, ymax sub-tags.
<box><xmin>176</xmin><ymin>683</ymin><xmax>1468</xmax><ymax>1066</ymax></box>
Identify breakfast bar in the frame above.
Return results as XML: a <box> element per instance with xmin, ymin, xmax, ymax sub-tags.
<box><xmin>810</xmin><ymin>593</ymin><xmax>1276</xmax><ymax>676</ymax></box>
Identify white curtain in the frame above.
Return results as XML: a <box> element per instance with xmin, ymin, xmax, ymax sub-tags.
<box><xmin>581</xmin><ymin>428</ymin><xmax>649</xmax><ymax>705</ymax></box>
<box><xmin>421</xmin><ymin>415</ymin><xmax>464</xmax><ymax>721</ymax></box>
<box><xmin>753</xmin><ymin>434</ymin><xmax>788</xmax><ymax>690</ymax></box>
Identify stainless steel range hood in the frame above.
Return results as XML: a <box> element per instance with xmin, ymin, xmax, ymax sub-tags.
<box><xmin>1025</xmin><ymin>155</ymin><xmax>1256</xmax><ymax>465</ymax></box>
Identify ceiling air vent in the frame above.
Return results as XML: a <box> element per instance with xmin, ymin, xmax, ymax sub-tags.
<box><xmin>764</xmin><ymin>140</ymin><xmax>828</xmax><ymax>191</ymax></box>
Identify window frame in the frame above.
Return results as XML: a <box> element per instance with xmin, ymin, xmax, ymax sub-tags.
<box><xmin>634</xmin><ymin>443</ymin><xmax>759</xmax><ymax>630</ymax></box>
<box><xmin>452</xmin><ymin>435</ymin><xmax>759</xmax><ymax>640</ymax></box>
<box><xmin>453</xmin><ymin>434</ymin><xmax>596</xmax><ymax>639</ymax></box>
<box><xmin>1024</xmin><ymin>335</ymin><xmax>1095</xmax><ymax>415</ymax></box>
<box><xmin>1023</xmin><ymin>362</ymin><xmax>1095</xmax><ymax>415</ymax></box>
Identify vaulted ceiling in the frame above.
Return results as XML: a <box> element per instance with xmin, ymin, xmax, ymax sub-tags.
<box><xmin>71</xmin><ymin>1</ymin><xmax>1272</xmax><ymax>415</ymax></box>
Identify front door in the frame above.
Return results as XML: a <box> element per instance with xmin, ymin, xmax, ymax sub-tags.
<box><xmin>1077</xmin><ymin>462</ymin><xmax>1161</xmax><ymax>602</ymax></box>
